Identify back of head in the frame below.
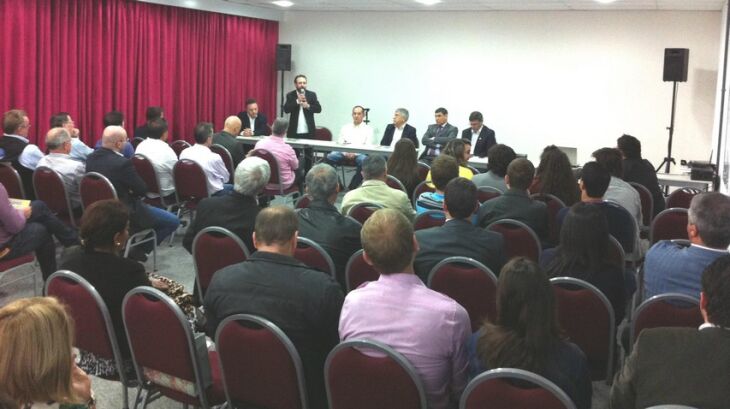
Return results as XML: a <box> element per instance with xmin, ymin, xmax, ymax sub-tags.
<box><xmin>0</xmin><ymin>297</ymin><xmax>75</xmax><ymax>405</ymax></box>
<box><xmin>549</xmin><ymin>202</ymin><xmax>612</xmax><ymax>276</ymax></box>
<box><xmin>224</xmin><ymin>116</ymin><xmax>242</xmax><ymax>134</ymax></box>
<box><xmin>536</xmin><ymin>145</ymin><xmax>578</xmax><ymax>202</ymax></box>
<box><xmin>3</xmin><ymin>109</ymin><xmax>27</xmax><ymax>135</ymax></box>
<box><xmin>486</xmin><ymin>144</ymin><xmax>516</xmax><ymax>177</ymax></box>
<box><xmin>80</xmin><ymin>199</ymin><xmax>129</xmax><ymax>251</ymax></box>
<box><xmin>688</xmin><ymin>192</ymin><xmax>730</xmax><ymax>248</ymax></box>
<box><xmin>387</xmin><ymin>139</ymin><xmax>418</xmax><ymax>184</ymax></box>
<box><xmin>271</xmin><ymin>117</ymin><xmax>289</xmax><ymax>136</ymax></box>
<box><xmin>506</xmin><ymin>158</ymin><xmax>535</xmax><ymax>190</ymax></box>
<box><xmin>103</xmin><ymin>111</ymin><xmax>124</xmax><ymax>127</ymax></box>
<box><xmin>234</xmin><ymin>156</ymin><xmax>270</xmax><ymax>196</ymax></box>
<box><xmin>146</xmin><ymin>118</ymin><xmax>168</xmax><ymax>140</ymax></box>
<box><xmin>194</xmin><ymin>122</ymin><xmax>214</xmax><ymax>144</ymax></box>
<box><xmin>49</xmin><ymin>112</ymin><xmax>69</xmax><ymax>129</ymax></box>
<box><xmin>254</xmin><ymin>206</ymin><xmax>298</xmax><ymax>247</ymax></box>
<box><xmin>443</xmin><ymin>138</ymin><xmax>467</xmax><ymax>166</ymax></box>
<box><xmin>444</xmin><ymin>178</ymin><xmax>477</xmax><ymax>219</ymax></box>
<box><xmin>101</xmin><ymin>125</ymin><xmax>127</xmax><ymax>149</ymax></box>
<box><xmin>361</xmin><ymin>209</ymin><xmax>414</xmax><ymax>274</ymax></box>
<box><xmin>702</xmin><ymin>255</ymin><xmax>730</xmax><ymax>327</ymax></box>
<box><xmin>305</xmin><ymin>163</ymin><xmax>338</xmax><ymax>201</ymax></box>
<box><xmin>45</xmin><ymin>128</ymin><xmax>71</xmax><ymax>151</ymax></box>
<box><xmin>580</xmin><ymin>161</ymin><xmax>610</xmax><ymax>198</ymax></box>
<box><xmin>592</xmin><ymin>147</ymin><xmax>624</xmax><ymax>178</ymax></box>
<box><xmin>431</xmin><ymin>154</ymin><xmax>459</xmax><ymax>191</ymax></box>
<box><xmin>146</xmin><ymin>106</ymin><xmax>163</xmax><ymax>121</ymax></box>
<box><xmin>362</xmin><ymin>154</ymin><xmax>387</xmax><ymax>180</ymax></box>
<box><xmin>617</xmin><ymin>134</ymin><xmax>641</xmax><ymax>160</ymax></box>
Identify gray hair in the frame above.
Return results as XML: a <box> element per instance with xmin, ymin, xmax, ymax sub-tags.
<box><xmin>688</xmin><ymin>192</ymin><xmax>730</xmax><ymax>248</ymax></box>
<box><xmin>272</xmin><ymin>117</ymin><xmax>289</xmax><ymax>136</ymax></box>
<box><xmin>46</xmin><ymin>127</ymin><xmax>71</xmax><ymax>150</ymax></box>
<box><xmin>234</xmin><ymin>156</ymin><xmax>271</xmax><ymax>196</ymax></box>
<box><xmin>306</xmin><ymin>164</ymin><xmax>338</xmax><ymax>200</ymax></box>
<box><xmin>362</xmin><ymin>155</ymin><xmax>387</xmax><ymax>180</ymax></box>
<box><xmin>395</xmin><ymin>108</ymin><xmax>409</xmax><ymax>121</ymax></box>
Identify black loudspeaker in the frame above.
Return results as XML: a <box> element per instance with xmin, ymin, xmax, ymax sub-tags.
<box><xmin>276</xmin><ymin>44</ymin><xmax>291</xmax><ymax>71</ymax></box>
<box><xmin>663</xmin><ymin>48</ymin><xmax>689</xmax><ymax>82</ymax></box>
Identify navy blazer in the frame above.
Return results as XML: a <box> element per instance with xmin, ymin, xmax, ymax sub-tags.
<box><xmin>237</xmin><ymin>112</ymin><xmax>270</xmax><ymax>136</ymax></box>
<box><xmin>461</xmin><ymin>126</ymin><xmax>496</xmax><ymax>158</ymax></box>
<box><xmin>379</xmin><ymin>123</ymin><xmax>419</xmax><ymax>148</ymax></box>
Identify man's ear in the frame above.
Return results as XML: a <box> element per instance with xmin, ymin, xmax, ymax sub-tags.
<box><xmin>252</xmin><ymin>232</ymin><xmax>259</xmax><ymax>248</ymax></box>
<box><xmin>700</xmin><ymin>291</ymin><xmax>710</xmax><ymax>323</ymax></box>
<box><xmin>362</xmin><ymin>250</ymin><xmax>374</xmax><ymax>267</ymax></box>
<box><xmin>505</xmin><ymin>174</ymin><xmax>510</xmax><ymax>187</ymax></box>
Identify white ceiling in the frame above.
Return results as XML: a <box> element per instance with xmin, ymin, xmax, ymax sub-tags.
<box><xmin>223</xmin><ymin>0</ymin><xmax>726</xmax><ymax>12</ymax></box>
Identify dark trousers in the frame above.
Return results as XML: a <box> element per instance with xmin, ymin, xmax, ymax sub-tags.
<box><xmin>295</xmin><ymin>133</ymin><xmax>315</xmax><ymax>173</ymax></box>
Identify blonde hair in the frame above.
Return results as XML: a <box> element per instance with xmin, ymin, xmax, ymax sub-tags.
<box><xmin>0</xmin><ymin>297</ymin><xmax>77</xmax><ymax>405</ymax></box>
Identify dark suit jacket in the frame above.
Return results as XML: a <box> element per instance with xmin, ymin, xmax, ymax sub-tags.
<box><xmin>420</xmin><ymin>123</ymin><xmax>458</xmax><ymax>159</ymax></box>
<box><xmin>379</xmin><ymin>123</ymin><xmax>419</xmax><ymax>148</ymax></box>
<box><xmin>610</xmin><ymin>327</ymin><xmax>730</xmax><ymax>409</ymax></box>
<box><xmin>414</xmin><ymin>219</ymin><xmax>504</xmax><ymax>282</ymax></box>
<box><xmin>182</xmin><ymin>191</ymin><xmax>259</xmax><ymax>254</ymax></box>
<box><xmin>212</xmin><ymin>131</ymin><xmax>245</xmax><ymax>166</ymax></box>
<box><xmin>85</xmin><ymin>147</ymin><xmax>153</xmax><ymax>230</ymax></box>
<box><xmin>461</xmin><ymin>126</ymin><xmax>496</xmax><ymax>158</ymax></box>
<box><xmin>623</xmin><ymin>158</ymin><xmax>665</xmax><ymax>217</ymax></box>
<box><xmin>477</xmin><ymin>188</ymin><xmax>549</xmax><ymax>240</ymax></box>
<box><xmin>236</xmin><ymin>112</ymin><xmax>270</xmax><ymax>136</ymax></box>
<box><xmin>283</xmin><ymin>90</ymin><xmax>322</xmax><ymax>138</ymax></box>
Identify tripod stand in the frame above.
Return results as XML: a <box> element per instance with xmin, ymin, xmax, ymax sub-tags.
<box><xmin>656</xmin><ymin>81</ymin><xmax>679</xmax><ymax>174</ymax></box>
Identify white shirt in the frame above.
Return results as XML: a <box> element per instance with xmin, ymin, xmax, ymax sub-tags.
<box><xmin>469</xmin><ymin>126</ymin><xmax>483</xmax><ymax>154</ymax></box>
<box><xmin>296</xmin><ymin>92</ymin><xmax>309</xmax><ymax>134</ymax></box>
<box><xmin>390</xmin><ymin>124</ymin><xmax>405</xmax><ymax>147</ymax></box>
<box><xmin>2</xmin><ymin>134</ymin><xmax>44</xmax><ymax>170</ymax></box>
<box><xmin>37</xmin><ymin>152</ymin><xmax>85</xmax><ymax>208</ymax></box>
<box><xmin>69</xmin><ymin>137</ymin><xmax>94</xmax><ymax>162</ymax></box>
<box><xmin>179</xmin><ymin>144</ymin><xmax>230</xmax><ymax>195</ymax></box>
<box><xmin>605</xmin><ymin>176</ymin><xmax>643</xmax><ymax>227</ymax></box>
<box><xmin>338</xmin><ymin>122</ymin><xmax>374</xmax><ymax>145</ymax></box>
<box><xmin>248</xmin><ymin>115</ymin><xmax>257</xmax><ymax>132</ymax></box>
<box><xmin>134</xmin><ymin>138</ymin><xmax>178</xmax><ymax>196</ymax></box>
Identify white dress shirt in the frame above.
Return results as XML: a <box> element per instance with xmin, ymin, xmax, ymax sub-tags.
<box><xmin>2</xmin><ymin>134</ymin><xmax>44</xmax><ymax>170</ymax></box>
<box><xmin>37</xmin><ymin>152</ymin><xmax>85</xmax><ymax>208</ymax></box>
<box><xmin>338</xmin><ymin>122</ymin><xmax>374</xmax><ymax>145</ymax></box>
<box><xmin>179</xmin><ymin>144</ymin><xmax>230</xmax><ymax>195</ymax></box>
<box><xmin>390</xmin><ymin>124</ymin><xmax>405</xmax><ymax>147</ymax></box>
<box><xmin>134</xmin><ymin>138</ymin><xmax>178</xmax><ymax>197</ymax></box>
<box><xmin>296</xmin><ymin>94</ymin><xmax>309</xmax><ymax>134</ymax></box>
<box><xmin>469</xmin><ymin>126</ymin><xmax>483</xmax><ymax>154</ymax></box>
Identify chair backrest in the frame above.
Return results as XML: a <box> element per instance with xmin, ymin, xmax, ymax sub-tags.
<box><xmin>631</xmin><ymin>293</ymin><xmax>702</xmax><ymax>346</ymax></box>
<box><xmin>173</xmin><ymin>159</ymin><xmax>210</xmax><ymax>207</ymax></box>
<box><xmin>123</xmin><ymin>287</ymin><xmax>215</xmax><ymax>407</ymax></box>
<box><xmin>325</xmin><ymin>339</ymin><xmax>427</xmax><ymax>409</ymax></box>
<box><xmin>416</xmin><ymin>161</ymin><xmax>430</xmax><ymax>182</ymax></box>
<box><xmin>427</xmin><ymin>257</ymin><xmax>498</xmax><ymax>332</ymax></box>
<box><xmin>346</xmin><ymin>202</ymin><xmax>384</xmax><ymax>224</ymax></box>
<box><xmin>530</xmin><ymin>193</ymin><xmax>566</xmax><ymax>246</ymax></box>
<box><xmin>550</xmin><ymin>277</ymin><xmax>615</xmax><ymax>382</ymax></box>
<box><xmin>193</xmin><ymin>227</ymin><xmax>251</xmax><ymax>305</ymax></box>
<box><xmin>132</xmin><ymin>137</ymin><xmax>145</xmax><ymax>149</ymax></box>
<box><xmin>250</xmin><ymin>149</ymin><xmax>285</xmax><ymax>194</ymax></box>
<box><xmin>386</xmin><ymin>175</ymin><xmax>407</xmax><ymax>193</ymax></box>
<box><xmin>314</xmin><ymin>127</ymin><xmax>333</xmax><ymax>141</ymax></box>
<box><xmin>412</xmin><ymin>180</ymin><xmax>435</xmax><ymax>206</ymax></box>
<box><xmin>644</xmin><ymin>406</ymin><xmax>700</xmax><ymax>409</ymax></box>
<box><xmin>33</xmin><ymin>166</ymin><xmax>75</xmax><ymax>225</ymax></box>
<box><xmin>460</xmin><ymin>368</ymin><xmax>576</xmax><ymax>409</ymax></box>
<box><xmin>628</xmin><ymin>182</ymin><xmax>654</xmax><ymax>227</ymax></box>
<box><xmin>477</xmin><ymin>186</ymin><xmax>502</xmax><ymax>203</ymax></box>
<box><xmin>210</xmin><ymin>144</ymin><xmax>234</xmax><ymax>182</ymax></box>
<box><xmin>132</xmin><ymin>153</ymin><xmax>163</xmax><ymax>196</ymax></box>
<box><xmin>650</xmin><ymin>208</ymin><xmax>689</xmax><ymax>244</ymax></box>
<box><xmin>345</xmin><ymin>249</ymin><xmax>380</xmax><ymax>292</ymax></box>
<box><xmin>606</xmin><ymin>235</ymin><xmax>626</xmax><ymax>269</ymax></box>
<box><xmin>215</xmin><ymin>314</ymin><xmax>308</xmax><ymax>409</ymax></box>
<box><xmin>0</xmin><ymin>162</ymin><xmax>25</xmax><ymax>198</ymax></box>
<box><xmin>295</xmin><ymin>237</ymin><xmax>336</xmax><ymax>277</ymax></box>
<box><xmin>666</xmin><ymin>188</ymin><xmax>700</xmax><ymax>209</ymax></box>
<box><xmin>295</xmin><ymin>195</ymin><xmax>312</xmax><ymax>209</ymax></box>
<box><xmin>601</xmin><ymin>201</ymin><xmax>637</xmax><ymax>255</ymax></box>
<box><xmin>486</xmin><ymin>219</ymin><xmax>542</xmax><ymax>263</ymax></box>
<box><xmin>413</xmin><ymin>210</ymin><xmax>446</xmax><ymax>231</ymax></box>
<box><xmin>79</xmin><ymin>172</ymin><xmax>117</xmax><ymax>211</ymax></box>
<box><xmin>170</xmin><ymin>140</ymin><xmax>191</xmax><ymax>158</ymax></box>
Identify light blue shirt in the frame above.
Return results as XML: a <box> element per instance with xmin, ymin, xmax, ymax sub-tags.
<box><xmin>69</xmin><ymin>137</ymin><xmax>94</xmax><ymax>162</ymax></box>
<box><xmin>644</xmin><ymin>241</ymin><xmax>728</xmax><ymax>299</ymax></box>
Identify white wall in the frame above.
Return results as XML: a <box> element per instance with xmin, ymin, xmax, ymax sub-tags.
<box><xmin>279</xmin><ymin>10</ymin><xmax>721</xmax><ymax>166</ymax></box>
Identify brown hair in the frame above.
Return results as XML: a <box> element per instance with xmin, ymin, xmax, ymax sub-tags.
<box><xmin>80</xmin><ymin>199</ymin><xmax>129</xmax><ymax>251</ymax></box>
<box><xmin>3</xmin><ymin>109</ymin><xmax>27</xmax><ymax>134</ymax></box>
<box><xmin>431</xmin><ymin>154</ymin><xmax>459</xmax><ymax>191</ymax></box>
<box><xmin>387</xmin><ymin>139</ymin><xmax>419</xmax><ymax>193</ymax></box>
<box><xmin>254</xmin><ymin>206</ymin><xmax>298</xmax><ymax>246</ymax></box>
<box><xmin>361</xmin><ymin>209</ymin><xmax>414</xmax><ymax>274</ymax></box>
<box><xmin>506</xmin><ymin>158</ymin><xmax>535</xmax><ymax>190</ymax></box>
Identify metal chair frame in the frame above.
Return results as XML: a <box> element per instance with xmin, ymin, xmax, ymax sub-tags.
<box><xmin>459</xmin><ymin>368</ymin><xmax>576</xmax><ymax>409</ymax></box>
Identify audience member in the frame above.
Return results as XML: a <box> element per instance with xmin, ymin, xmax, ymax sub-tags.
<box><xmin>1</xmin><ymin>109</ymin><xmax>43</xmax><ymax>199</ymax></box>
<box><xmin>471</xmin><ymin>143</ymin><xmax>516</xmax><ymax>192</ymax></box>
<box><xmin>180</xmin><ymin>122</ymin><xmax>232</xmax><ymax>196</ymax></box>
<box><xmin>134</xmin><ymin>106</ymin><xmax>164</xmax><ymax>139</ymax></box>
<box><xmin>0</xmin><ymin>297</ymin><xmax>95</xmax><ymax>409</ymax></box>
<box><xmin>617</xmin><ymin>134</ymin><xmax>665</xmax><ymax>217</ymax></box>
<box><xmin>386</xmin><ymin>138</ymin><xmax>420</xmax><ymax>199</ymax></box>
<box><xmin>468</xmin><ymin>257</ymin><xmax>591</xmax><ymax>409</ymax></box>
<box><xmin>416</xmin><ymin>154</ymin><xmax>459</xmax><ymax>214</ymax></box>
<box><xmin>421</xmin><ymin>107</ymin><xmax>458</xmax><ymax>161</ymax></box>
<box><xmin>461</xmin><ymin>111</ymin><xmax>496</xmax><ymax>158</ymax></box>
<box><xmin>379</xmin><ymin>107</ymin><xmax>418</xmax><ymax>148</ymax></box>
<box><xmin>339</xmin><ymin>209</ymin><xmax>471</xmax><ymax>409</ymax></box>
<box><xmin>414</xmin><ymin>178</ymin><xmax>504</xmax><ymax>282</ymax></box>
<box><xmin>95</xmin><ymin>110</ymin><xmax>134</xmax><ymax>158</ymax></box>
<box><xmin>183</xmin><ymin>156</ymin><xmax>270</xmax><ymax>254</ymax></box>
<box><xmin>133</xmin><ymin>118</ymin><xmax>177</xmax><ymax>198</ymax></box>
<box><xmin>253</xmin><ymin>117</ymin><xmax>301</xmax><ymax>192</ymax></box>
<box><xmin>644</xmin><ymin>192</ymin><xmax>730</xmax><ymax>299</ymax></box>
<box><xmin>531</xmin><ymin>145</ymin><xmax>580</xmax><ymax>206</ymax></box>
<box><xmin>49</xmin><ymin>112</ymin><xmax>93</xmax><ymax>162</ymax></box>
<box><xmin>611</xmin><ymin>254</ymin><xmax>730</xmax><ymax>409</ymax></box>
<box><xmin>204</xmin><ymin>206</ymin><xmax>343</xmax><ymax>409</ymax></box>
<box><xmin>341</xmin><ymin>155</ymin><xmax>416</xmax><ymax>221</ymax></box>
<box><xmin>325</xmin><ymin>105</ymin><xmax>374</xmax><ymax>190</ymax></box>
<box><xmin>297</xmin><ymin>164</ymin><xmax>362</xmax><ymax>289</ymax></box>
<box><xmin>477</xmin><ymin>158</ymin><xmax>548</xmax><ymax>240</ymax></box>
<box><xmin>593</xmin><ymin>147</ymin><xmax>643</xmax><ymax>227</ymax></box>
<box><xmin>237</xmin><ymin>98</ymin><xmax>269</xmax><ymax>136</ymax></box>
<box><xmin>212</xmin><ymin>116</ymin><xmax>245</xmax><ymax>166</ymax></box>
<box><xmin>37</xmin><ymin>127</ymin><xmax>85</xmax><ymax>209</ymax></box>
<box><xmin>425</xmin><ymin>138</ymin><xmax>473</xmax><ymax>188</ymax></box>
<box><xmin>543</xmin><ymin>202</ymin><xmax>626</xmax><ymax>322</ymax></box>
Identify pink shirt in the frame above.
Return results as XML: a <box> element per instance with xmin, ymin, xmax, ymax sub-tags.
<box><xmin>0</xmin><ymin>183</ymin><xmax>27</xmax><ymax>246</ymax></box>
<box><xmin>254</xmin><ymin>135</ymin><xmax>299</xmax><ymax>189</ymax></box>
<box><xmin>339</xmin><ymin>273</ymin><xmax>471</xmax><ymax>409</ymax></box>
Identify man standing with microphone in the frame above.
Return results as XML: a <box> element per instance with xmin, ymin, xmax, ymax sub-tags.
<box><xmin>284</xmin><ymin>74</ymin><xmax>322</xmax><ymax>172</ymax></box>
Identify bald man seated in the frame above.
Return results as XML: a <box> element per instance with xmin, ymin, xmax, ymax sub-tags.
<box><xmin>213</xmin><ymin>115</ymin><xmax>245</xmax><ymax>166</ymax></box>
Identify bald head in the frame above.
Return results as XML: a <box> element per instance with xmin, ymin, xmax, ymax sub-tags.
<box><xmin>101</xmin><ymin>125</ymin><xmax>128</xmax><ymax>152</ymax></box>
<box><xmin>46</xmin><ymin>127</ymin><xmax>72</xmax><ymax>153</ymax></box>
<box><xmin>223</xmin><ymin>116</ymin><xmax>242</xmax><ymax>135</ymax></box>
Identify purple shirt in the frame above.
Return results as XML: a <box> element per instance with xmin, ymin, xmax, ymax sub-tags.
<box><xmin>339</xmin><ymin>273</ymin><xmax>471</xmax><ymax>409</ymax></box>
<box><xmin>254</xmin><ymin>135</ymin><xmax>299</xmax><ymax>190</ymax></box>
<box><xmin>0</xmin><ymin>183</ymin><xmax>26</xmax><ymax>246</ymax></box>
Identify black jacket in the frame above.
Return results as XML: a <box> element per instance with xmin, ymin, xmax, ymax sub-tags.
<box><xmin>212</xmin><ymin>131</ymin><xmax>245</xmax><ymax>166</ymax></box>
<box><xmin>379</xmin><ymin>123</ymin><xmax>419</xmax><ymax>148</ymax></box>
<box><xmin>477</xmin><ymin>188</ymin><xmax>549</xmax><ymax>241</ymax></box>
<box><xmin>236</xmin><ymin>112</ymin><xmax>270</xmax><ymax>136</ymax></box>
<box><xmin>283</xmin><ymin>90</ymin><xmax>322</xmax><ymax>138</ymax></box>
<box><xmin>461</xmin><ymin>126</ymin><xmax>496</xmax><ymax>158</ymax></box>
<box><xmin>182</xmin><ymin>191</ymin><xmax>259</xmax><ymax>254</ymax></box>
<box><xmin>622</xmin><ymin>158</ymin><xmax>665</xmax><ymax>217</ymax></box>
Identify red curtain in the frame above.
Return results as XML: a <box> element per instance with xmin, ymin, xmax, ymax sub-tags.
<box><xmin>0</xmin><ymin>0</ymin><xmax>278</xmax><ymax>149</ymax></box>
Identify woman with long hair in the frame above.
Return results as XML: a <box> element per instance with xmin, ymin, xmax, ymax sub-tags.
<box><xmin>468</xmin><ymin>257</ymin><xmax>591</xmax><ymax>409</ymax></box>
<box><xmin>531</xmin><ymin>145</ymin><xmax>580</xmax><ymax>206</ymax></box>
<box><xmin>426</xmin><ymin>138</ymin><xmax>473</xmax><ymax>188</ymax></box>
<box><xmin>387</xmin><ymin>138</ymin><xmax>420</xmax><ymax>198</ymax></box>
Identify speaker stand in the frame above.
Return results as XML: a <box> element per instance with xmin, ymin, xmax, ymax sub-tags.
<box><xmin>656</xmin><ymin>81</ymin><xmax>679</xmax><ymax>185</ymax></box>
<box><xmin>279</xmin><ymin>70</ymin><xmax>285</xmax><ymax>117</ymax></box>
